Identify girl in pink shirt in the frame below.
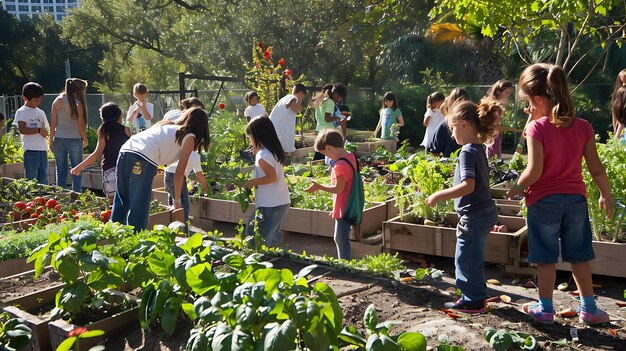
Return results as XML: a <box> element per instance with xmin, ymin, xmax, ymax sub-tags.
<box><xmin>508</xmin><ymin>64</ymin><xmax>613</xmax><ymax>325</ymax></box>
<box><xmin>305</xmin><ymin>129</ymin><xmax>357</xmax><ymax>259</ymax></box>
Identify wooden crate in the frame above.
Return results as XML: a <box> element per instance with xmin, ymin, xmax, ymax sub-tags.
<box><xmin>194</xmin><ymin>197</ymin><xmax>256</xmax><ymax>224</ymax></box>
<box><xmin>490</xmin><ymin>180</ymin><xmax>514</xmax><ymax>199</ymax></box>
<box><xmin>0</xmin><ymin>161</ymin><xmax>57</xmax><ymax>185</ymax></box>
<box><xmin>383</xmin><ymin>213</ymin><xmax>527</xmax><ymax>265</ymax></box>
<box><xmin>152</xmin><ymin>188</ymin><xmax>202</xmax><ymax>219</ymax></box>
<box><xmin>495</xmin><ymin>199</ymin><xmax>523</xmax><ymax>217</ymax></box>
<box><xmin>147</xmin><ymin>210</ymin><xmax>172</xmax><ymax>228</ymax></box>
<box><xmin>356</xmin><ymin>140</ymin><xmax>397</xmax><ymax>153</ymax></box>
<box><xmin>0</xmin><ymin>257</ymin><xmax>35</xmax><ymax>278</ymax></box>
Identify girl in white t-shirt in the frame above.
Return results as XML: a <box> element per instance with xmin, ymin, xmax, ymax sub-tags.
<box><xmin>111</xmin><ymin>107</ymin><xmax>210</xmax><ymax>231</ymax></box>
<box><xmin>244</xmin><ymin>91</ymin><xmax>266</xmax><ymax>121</ymax></box>
<box><xmin>421</xmin><ymin>92</ymin><xmax>446</xmax><ymax>148</ymax></box>
<box><xmin>244</xmin><ymin>116</ymin><xmax>291</xmax><ymax>247</ymax></box>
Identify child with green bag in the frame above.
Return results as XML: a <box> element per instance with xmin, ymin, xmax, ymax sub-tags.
<box><xmin>306</xmin><ymin>129</ymin><xmax>364</xmax><ymax>259</ymax></box>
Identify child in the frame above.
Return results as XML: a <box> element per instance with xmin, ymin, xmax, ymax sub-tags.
<box><xmin>70</xmin><ymin>102</ymin><xmax>131</xmax><ymax>202</ymax></box>
<box><xmin>12</xmin><ymin>82</ymin><xmax>49</xmax><ymax>184</ymax></box>
<box><xmin>164</xmin><ymin>150</ymin><xmax>209</xmax><ymax>224</ymax></box>
<box><xmin>420</xmin><ymin>92</ymin><xmax>445</xmax><ymax>148</ymax></box>
<box><xmin>373</xmin><ymin>92</ymin><xmax>404</xmax><ymax>140</ymax></box>
<box><xmin>126</xmin><ymin>83</ymin><xmax>154</xmax><ymax>132</ymax></box>
<box><xmin>425</xmin><ymin>99</ymin><xmax>502</xmax><ymax>313</ymax></box>
<box><xmin>305</xmin><ymin>129</ymin><xmax>358</xmax><ymax>259</ymax></box>
<box><xmin>112</xmin><ymin>107</ymin><xmax>210</xmax><ymax>231</ymax></box>
<box><xmin>482</xmin><ymin>80</ymin><xmax>523</xmax><ymax>159</ymax></box>
<box><xmin>426</xmin><ymin>88</ymin><xmax>470</xmax><ymax>157</ymax></box>
<box><xmin>269</xmin><ymin>83</ymin><xmax>307</xmax><ymax>153</ymax></box>
<box><xmin>163</xmin><ymin>97</ymin><xmax>205</xmax><ymax>122</ymax></box>
<box><xmin>244</xmin><ymin>91</ymin><xmax>266</xmax><ymax>121</ymax></box>
<box><xmin>244</xmin><ymin>116</ymin><xmax>291</xmax><ymax>247</ymax></box>
<box><xmin>50</xmin><ymin>78</ymin><xmax>89</xmax><ymax>192</ymax></box>
<box><xmin>508</xmin><ymin>64</ymin><xmax>613</xmax><ymax>325</ymax></box>
<box><xmin>612</xmin><ymin>69</ymin><xmax>626</xmax><ymax>138</ymax></box>
<box><xmin>312</xmin><ymin>83</ymin><xmax>348</xmax><ymax>139</ymax></box>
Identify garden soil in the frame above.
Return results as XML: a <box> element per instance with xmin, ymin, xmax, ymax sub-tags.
<box><xmin>103</xmin><ymin>229</ymin><xmax>626</xmax><ymax>350</ymax></box>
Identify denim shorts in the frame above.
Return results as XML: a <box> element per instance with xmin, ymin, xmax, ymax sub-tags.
<box><xmin>527</xmin><ymin>194</ymin><xmax>595</xmax><ymax>264</ymax></box>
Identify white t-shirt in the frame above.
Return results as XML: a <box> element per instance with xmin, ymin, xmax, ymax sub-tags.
<box><xmin>12</xmin><ymin>105</ymin><xmax>49</xmax><ymax>151</ymax></box>
<box><xmin>269</xmin><ymin>94</ymin><xmax>298</xmax><ymax>153</ymax></box>
<box><xmin>421</xmin><ymin>108</ymin><xmax>445</xmax><ymax>147</ymax></box>
<box><xmin>254</xmin><ymin>148</ymin><xmax>290</xmax><ymax>207</ymax></box>
<box><xmin>126</xmin><ymin>101</ymin><xmax>154</xmax><ymax>132</ymax></box>
<box><xmin>120</xmin><ymin>124</ymin><xmax>195</xmax><ymax>167</ymax></box>
<box><xmin>163</xmin><ymin>109</ymin><xmax>183</xmax><ymax>122</ymax></box>
<box><xmin>165</xmin><ymin>151</ymin><xmax>202</xmax><ymax>176</ymax></box>
<box><xmin>244</xmin><ymin>103</ymin><xmax>266</xmax><ymax>119</ymax></box>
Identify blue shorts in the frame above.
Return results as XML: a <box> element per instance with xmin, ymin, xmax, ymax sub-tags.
<box><xmin>527</xmin><ymin>194</ymin><xmax>595</xmax><ymax>264</ymax></box>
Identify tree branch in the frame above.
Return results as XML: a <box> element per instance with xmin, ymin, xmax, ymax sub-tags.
<box><xmin>171</xmin><ymin>0</ymin><xmax>207</xmax><ymax>11</ymax></box>
<box><xmin>563</xmin><ymin>11</ymin><xmax>590</xmax><ymax>70</ymax></box>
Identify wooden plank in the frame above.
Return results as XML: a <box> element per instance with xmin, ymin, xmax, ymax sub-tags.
<box><xmin>555</xmin><ymin>241</ymin><xmax>626</xmax><ymax>278</ymax></box>
<box><xmin>147</xmin><ymin>210</ymin><xmax>172</xmax><ymax>228</ymax></box>
<box><xmin>0</xmin><ymin>257</ymin><xmax>35</xmax><ymax>278</ymax></box>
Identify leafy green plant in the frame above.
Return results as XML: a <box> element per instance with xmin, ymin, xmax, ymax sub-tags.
<box><xmin>27</xmin><ymin>226</ymin><xmax>129</xmax><ymax>321</ymax></box>
<box><xmin>414</xmin><ymin>267</ymin><xmax>444</xmax><ymax>281</ymax></box>
<box><xmin>0</xmin><ymin>130</ymin><xmax>23</xmax><ymax>165</ymax></box>
<box><xmin>484</xmin><ymin>328</ymin><xmax>537</xmax><ymax>351</ymax></box>
<box><xmin>55</xmin><ymin>327</ymin><xmax>104</xmax><ymax>351</ymax></box>
<box><xmin>339</xmin><ymin>304</ymin><xmax>427</xmax><ymax>351</ymax></box>
<box><xmin>0</xmin><ymin>312</ymin><xmax>32</xmax><ymax>351</ymax></box>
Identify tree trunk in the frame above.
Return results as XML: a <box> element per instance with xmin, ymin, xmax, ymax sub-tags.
<box><xmin>555</xmin><ymin>23</ymin><xmax>568</xmax><ymax>67</ymax></box>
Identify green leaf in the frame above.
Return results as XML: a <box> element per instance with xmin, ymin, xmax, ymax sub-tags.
<box><xmin>247</xmin><ymin>268</ymin><xmax>281</xmax><ymax>293</ymax></box>
<box><xmin>55</xmin><ymin>336</ymin><xmax>78</xmax><ymax>351</ymax></box>
<box><xmin>57</xmin><ymin>257</ymin><xmax>80</xmax><ymax>283</ymax></box>
<box><xmin>397</xmin><ymin>332</ymin><xmax>427</xmax><ymax>351</ymax></box>
<box><xmin>339</xmin><ymin>325</ymin><xmax>366</xmax><ymax>346</ymax></box>
<box><xmin>180</xmin><ymin>233</ymin><xmax>204</xmax><ymax>255</ymax></box>
<box><xmin>294</xmin><ymin>264</ymin><xmax>317</xmax><ymax>280</ymax></box>
<box><xmin>182</xmin><ymin>302</ymin><xmax>197</xmax><ymax>321</ymax></box>
<box><xmin>77</xmin><ymin>330</ymin><xmax>105</xmax><ymax>338</ymax></box>
<box><xmin>414</xmin><ymin>268</ymin><xmax>426</xmax><ymax>280</ymax></box>
<box><xmin>56</xmin><ymin>281</ymin><xmax>89</xmax><ymax>313</ymax></box>
<box><xmin>186</xmin><ymin>263</ymin><xmax>218</xmax><ymax>296</ymax></box>
<box><xmin>211</xmin><ymin>322</ymin><xmax>234</xmax><ymax>351</ymax></box>
<box><xmin>223</xmin><ymin>253</ymin><xmax>246</xmax><ymax>270</ymax></box>
<box><xmin>263</xmin><ymin>320</ymin><xmax>296</xmax><ymax>350</ymax></box>
<box><xmin>161</xmin><ymin>297</ymin><xmax>180</xmax><ymax>335</ymax></box>
<box><xmin>148</xmin><ymin>252</ymin><xmax>175</xmax><ymax>276</ymax></box>
<box><xmin>363</xmin><ymin>304</ymin><xmax>378</xmax><ymax>331</ymax></box>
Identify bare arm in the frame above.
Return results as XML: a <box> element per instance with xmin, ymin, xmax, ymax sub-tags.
<box><xmin>77</xmin><ymin>103</ymin><xmax>88</xmax><ymax>148</ymax></box>
<box><xmin>71</xmin><ymin>135</ymin><xmax>105</xmax><ymax>175</ymax></box>
<box><xmin>139</xmin><ymin>101</ymin><xmax>152</xmax><ymax>121</ymax></box>
<box><xmin>287</xmin><ymin>97</ymin><xmax>302</xmax><ymax>113</ymax></box>
<box><xmin>426</xmin><ymin>179</ymin><xmax>475</xmax><ymax>206</ymax></box>
<box><xmin>245</xmin><ymin>158</ymin><xmax>277</xmax><ymax>187</ymax></box>
<box><xmin>583</xmin><ymin>137</ymin><xmax>614</xmax><ymax>218</ymax></box>
<box><xmin>173</xmin><ymin>137</ymin><xmax>195</xmax><ymax>205</ymax></box>
<box><xmin>194</xmin><ymin>171</ymin><xmax>210</xmax><ymax>195</ymax></box>
<box><xmin>396</xmin><ymin>115</ymin><xmax>405</xmax><ymax>127</ymax></box>
<box><xmin>508</xmin><ymin>135</ymin><xmax>544</xmax><ymax>199</ymax></box>
<box><xmin>305</xmin><ymin>174</ymin><xmax>347</xmax><ymax>195</ymax></box>
<box><xmin>423</xmin><ymin>115</ymin><xmax>431</xmax><ymax>127</ymax></box>
<box><xmin>616</xmin><ymin>123</ymin><xmax>624</xmax><ymax>139</ymax></box>
<box><xmin>50</xmin><ymin>97</ymin><xmax>61</xmax><ymax>141</ymax></box>
<box><xmin>17</xmin><ymin>121</ymin><xmax>46</xmax><ymax>136</ymax></box>
<box><xmin>324</xmin><ymin>112</ymin><xmax>340</xmax><ymax>124</ymax></box>
<box><xmin>373</xmin><ymin>118</ymin><xmax>382</xmax><ymax>137</ymax></box>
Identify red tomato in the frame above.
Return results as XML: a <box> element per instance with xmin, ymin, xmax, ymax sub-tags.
<box><xmin>36</xmin><ymin>206</ymin><xmax>45</xmax><ymax>214</ymax></box>
<box><xmin>25</xmin><ymin>206</ymin><xmax>33</xmax><ymax>214</ymax></box>
<box><xmin>46</xmin><ymin>198</ymin><xmax>57</xmax><ymax>209</ymax></box>
<box><xmin>31</xmin><ymin>213</ymin><xmax>39</xmax><ymax>219</ymax></box>
<box><xmin>14</xmin><ymin>201</ymin><xmax>27</xmax><ymax>211</ymax></box>
<box><xmin>34</xmin><ymin>197</ymin><xmax>46</xmax><ymax>206</ymax></box>
<box><xmin>54</xmin><ymin>204</ymin><xmax>61</xmax><ymax>212</ymax></box>
<box><xmin>26</xmin><ymin>201</ymin><xmax>34</xmax><ymax>208</ymax></box>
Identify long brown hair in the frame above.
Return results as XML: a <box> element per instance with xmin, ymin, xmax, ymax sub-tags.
<box><xmin>447</xmin><ymin>100</ymin><xmax>503</xmax><ymax>144</ymax></box>
<box><xmin>612</xmin><ymin>69</ymin><xmax>626</xmax><ymax>125</ymax></box>
<box><xmin>440</xmin><ymin>88</ymin><xmax>471</xmax><ymax>116</ymax></box>
<box><xmin>157</xmin><ymin>107</ymin><xmax>210</xmax><ymax>152</ymax></box>
<box><xmin>65</xmin><ymin>78</ymin><xmax>88</xmax><ymax>121</ymax></box>
<box><xmin>484</xmin><ymin>80</ymin><xmax>513</xmax><ymax>101</ymax></box>
<box><xmin>518</xmin><ymin>63</ymin><xmax>575</xmax><ymax>128</ymax></box>
<box><xmin>311</xmin><ymin>84</ymin><xmax>333</xmax><ymax>108</ymax></box>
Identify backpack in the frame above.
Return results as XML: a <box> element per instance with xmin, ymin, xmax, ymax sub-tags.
<box><xmin>337</xmin><ymin>156</ymin><xmax>365</xmax><ymax>225</ymax></box>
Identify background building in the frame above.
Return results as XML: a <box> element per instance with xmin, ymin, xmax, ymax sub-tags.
<box><xmin>1</xmin><ymin>0</ymin><xmax>79</xmax><ymax>21</ymax></box>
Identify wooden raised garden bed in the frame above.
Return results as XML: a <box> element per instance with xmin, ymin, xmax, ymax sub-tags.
<box><xmin>355</xmin><ymin>140</ymin><xmax>397</xmax><ymax>153</ymax></box>
<box><xmin>490</xmin><ymin>180</ymin><xmax>514</xmax><ymax>199</ymax></box>
<box><xmin>0</xmin><ymin>257</ymin><xmax>35</xmax><ymax>279</ymax></box>
<box><xmin>383</xmin><ymin>213</ymin><xmax>527</xmax><ymax>265</ymax></box>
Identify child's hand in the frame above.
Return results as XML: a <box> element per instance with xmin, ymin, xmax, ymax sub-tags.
<box><xmin>507</xmin><ymin>187</ymin><xmax>525</xmax><ymax>200</ymax></box>
<box><xmin>244</xmin><ymin>179</ymin><xmax>254</xmax><ymax>189</ymax></box>
<box><xmin>305</xmin><ymin>181</ymin><xmax>319</xmax><ymax>193</ymax></box>
<box><xmin>40</xmin><ymin>128</ymin><xmax>48</xmax><ymax>138</ymax></box>
<box><xmin>600</xmin><ymin>195</ymin><xmax>614</xmax><ymax>219</ymax></box>
<box><xmin>425</xmin><ymin>194</ymin><xmax>439</xmax><ymax>207</ymax></box>
<box><xmin>70</xmin><ymin>167</ymin><xmax>81</xmax><ymax>176</ymax></box>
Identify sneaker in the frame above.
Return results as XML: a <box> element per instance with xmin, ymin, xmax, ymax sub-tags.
<box><xmin>523</xmin><ymin>304</ymin><xmax>555</xmax><ymax>325</ymax></box>
<box><xmin>444</xmin><ymin>299</ymin><xmax>487</xmax><ymax>314</ymax></box>
<box><xmin>578</xmin><ymin>308</ymin><xmax>610</xmax><ymax>325</ymax></box>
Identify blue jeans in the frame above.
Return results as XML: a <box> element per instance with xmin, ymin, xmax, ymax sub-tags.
<box><xmin>111</xmin><ymin>152</ymin><xmax>157</xmax><ymax>232</ymax></box>
<box><xmin>334</xmin><ymin>218</ymin><xmax>352</xmax><ymax>259</ymax></box>
<box><xmin>527</xmin><ymin>194</ymin><xmax>595</xmax><ymax>264</ymax></box>
<box><xmin>52</xmin><ymin>138</ymin><xmax>83</xmax><ymax>192</ymax></box>
<box><xmin>245</xmin><ymin>204</ymin><xmax>290</xmax><ymax>247</ymax></box>
<box><xmin>23</xmin><ymin>150</ymin><xmax>48</xmax><ymax>185</ymax></box>
<box><xmin>164</xmin><ymin>171</ymin><xmax>190</xmax><ymax>223</ymax></box>
<box><xmin>455</xmin><ymin>206</ymin><xmax>498</xmax><ymax>302</ymax></box>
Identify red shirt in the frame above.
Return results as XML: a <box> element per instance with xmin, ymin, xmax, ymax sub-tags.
<box><xmin>525</xmin><ymin>116</ymin><xmax>594</xmax><ymax>206</ymax></box>
<box><xmin>331</xmin><ymin>153</ymin><xmax>357</xmax><ymax>219</ymax></box>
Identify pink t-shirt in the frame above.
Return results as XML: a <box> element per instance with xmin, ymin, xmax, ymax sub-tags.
<box><xmin>331</xmin><ymin>153</ymin><xmax>357</xmax><ymax>219</ymax></box>
<box><xmin>525</xmin><ymin>116</ymin><xmax>594</xmax><ymax>206</ymax></box>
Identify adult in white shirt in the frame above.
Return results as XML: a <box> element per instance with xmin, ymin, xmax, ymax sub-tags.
<box><xmin>269</xmin><ymin>84</ymin><xmax>307</xmax><ymax>153</ymax></box>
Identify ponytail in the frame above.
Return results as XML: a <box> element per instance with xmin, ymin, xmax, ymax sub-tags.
<box><xmin>65</xmin><ymin>78</ymin><xmax>88</xmax><ymax>121</ymax></box>
<box><xmin>426</xmin><ymin>92</ymin><xmax>445</xmax><ymax>109</ymax></box>
<box><xmin>311</xmin><ymin>84</ymin><xmax>333</xmax><ymax>108</ymax></box>
<box><xmin>447</xmin><ymin>100</ymin><xmax>502</xmax><ymax>143</ymax></box>
<box><xmin>519</xmin><ymin>64</ymin><xmax>574</xmax><ymax>128</ymax></box>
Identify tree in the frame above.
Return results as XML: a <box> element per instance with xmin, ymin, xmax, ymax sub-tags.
<box><xmin>431</xmin><ymin>0</ymin><xmax>626</xmax><ymax>84</ymax></box>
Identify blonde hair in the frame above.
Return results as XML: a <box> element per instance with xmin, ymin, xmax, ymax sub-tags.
<box><xmin>65</xmin><ymin>78</ymin><xmax>88</xmax><ymax>121</ymax></box>
<box><xmin>518</xmin><ymin>63</ymin><xmax>575</xmax><ymax>128</ymax></box>
<box><xmin>446</xmin><ymin>100</ymin><xmax>503</xmax><ymax>144</ymax></box>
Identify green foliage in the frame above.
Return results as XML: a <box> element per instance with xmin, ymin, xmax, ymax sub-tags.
<box><xmin>583</xmin><ymin>136</ymin><xmax>626</xmax><ymax>242</ymax></box>
<box><xmin>0</xmin><ymin>312</ymin><xmax>32</xmax><ymax>351</ymax></box>
<box><xmin>483</xmin><ymin>328</ymin><xmax>537</xmax><ymax>351</ymax></box>
<box><xmin>0</xmin><ymin>130</ymin><xmax>23</xmax><ymax>165</ymax></box>
<box><xmin>55</xmin><ymin>329</ymin><xmax>105</xmax><ymax>351</ymax></box>
<box><xmin>320</xmin><ymin>253</ymin><xmax>406</xmax><ymax>278</ymax></box>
